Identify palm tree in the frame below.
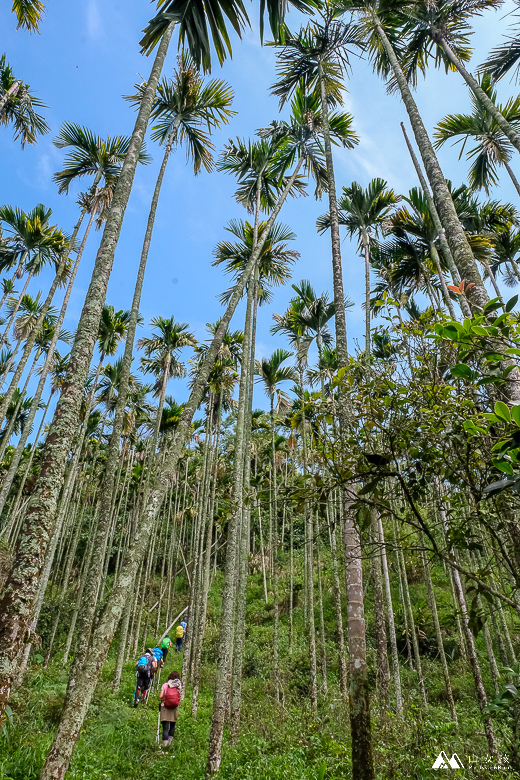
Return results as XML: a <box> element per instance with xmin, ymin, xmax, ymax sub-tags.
<box><xmin>434</xmin><ymin>74</ymin><xmax>520</xmax><ymax>196</ymax></box>
<box><xmin>138</xmin><ymin>317</ymin><xmax>197</xmax><ymax>453</ymax></box>
<box><xmin>271</xmin><ymin>11</ymin><xmax>361</xmax><ymax>365</ymax></box>
<box><xmin>214</xmin><ymin>219</ymin><xmax>299</xmax><ymax>304</ymax></box>
<box><xmin>255</xmin><ymin>348</ymin><xmax>297</xmax><ymax>701</ymax></box>
<box><xmin>387</xmin><ymin>188</ymin><xmax>458</xmax><ymax>317</ymax></box>
<box><xmin>354</xmin><ymin>0</ymin><xmax>490</xmax><ymax>314</ymax></box>
<box><xmin>52</xmin><ymin>121</ymin><xmax>152</xmax><ymax>205</ymax></box>
<box><xmin>480</xmin><ymin>0</ymin><xmax>520</xmax><ymax>82</ymax></box>
<box><xmin>97</xmin><ymin>305</ymin><xmax>131</xmax><ymax>364</ymax></box>
<box><xmin>1</xmin><ymin>293</ymin><xmax>58</xmax><ymax>383</ymax></box>
<box><xmin>271</xmin><ymin>289</ymin><xmax>319</xmax><ymax>705</ymax></box>
<box><xmin>32</xmin><ymin>102</ymin><xmax>311</xmax><ymax>777</ymax></box>
<box><xmin>289</xmin><ymin>280</ymin><xmax>343</xmax><ymax>381</ymax></box>
<box><xmin>9</xmin><ymin>0</ymin><xmax>45</xmax><ymax>30</ymax></box>
<box><xmin>0</xmin><ymin>53</ymin><xmax>48</xmax><ymax>146</ymax></box>
<box><xmin>67</xmin><ymin>62</ymin><xmax>234</xmax><ymax>683</ymax></box>
<box><xmin>396</xmin><ymin>0</ymin><xmax>520</xmax><ymax>155</ymax></box>
<box><xmin>0</xmin><ymin>126</ymin><xmax>142</xmax><ymax>431</ymax></box>
<box><xmin>140</xmin><ymin>0</ymin><xmax>316</xmax><ymax>69</ymax></box>
<box><xmin>0</xmin><ymin>317</ymin><xmax>70</xmax><ymax>516</ymax></box>
<box><xmin>492</xmin><ymin>225</ymin><xmax>520</xmax><ymax>285</ymax></box>
<box><xmin>126</xmin><ymin>54</ymin><xmax>234</xmax><ymax>177</ymax></box>
<box><xmin>373</xmin><ymin>233</ymin><xmax>440</xmax><ymax>310</ymax></box>
<box><xmin>319</xmin><ymin>178</ymin><xmax>399</xmax><ymax>356</ymax></box>
<box><xmin>0</xmin><ymin>204</ymin><xmax>66</xmax><ymax>353</ymax></box>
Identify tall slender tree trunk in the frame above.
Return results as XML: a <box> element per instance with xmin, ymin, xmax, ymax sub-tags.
<box><xmin>318</xmin><ymin>60</ymin><xmax>349</xmax><ymax>366</ymax></box>
<box><xmin>377</xmin><ymin>515</ymin><xmax>402</xmax><ymax>714</ymax></box>
<box><xmin>328</xmin><ymin>498</ymin><xmax>348</xmax><ymax>703</ymax></box>
<box><xmin>372</xmin><ymin>15</ymin><xmax>487</xmax><ymax>310</ymax></box>
<box><xmin>314</xmin><ymin>514</ymin><xmax>328</xmax><ymax>695</ymax></box>
<box><xmin>319</xmin><ymin>57</ymin><xmax>373</xmax><ymax>776</ymax></box>
<box><xmin>438</xmin><ymin>35</ymin><xmax>520</xmax><ymax>154</ymax></box>
<box><xmin>503</xmin><ymin>159</ymin><xmax>520</xmax><ymax>197</ymax></box>
<box><xmin>0</xmin><ymin>215</ymin><xmax>90</xmax><ymax>517</ymax></box>
<box><xmin>371</xmin><ymin>512</ymin><xmax>389</xmax><ymax>713</ymax></box>
<box><xmin>363</xmin><ymin>237</ymin><xmax>371</xmax><ymax>356</ymax></box>
<box><xmin>36</xmin><ymin>158</ymin><xmax>304</xmax><ymax>777</ymax></box>
<box><xmin>343</xmin><ymin>488</ymin><xmax>374</xmax><ymax>780</ymax></box>
<box><xmin>419</xmin><ymin>535</ymin><xmax>457</xmax><ymax>723</ymax></box>
<box><xmin>400</xmin><ymin>122</ymin><xmax>471</xmax><ymax>318</ymax></box>
<box><xmin>437</xmin><ymin>486</ymin><xmax>498</xmax><ymax>756</ymax></box>
<box><xmin>0</xmin><ymin>25</ymin><xmax>175</xmax><ymax>726</ymax></box>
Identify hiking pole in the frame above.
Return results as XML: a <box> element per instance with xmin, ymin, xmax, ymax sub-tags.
<box><xmin>156</xmin><ymin>709</ymin><xmax>161</xmax><ymax>744</ymax></box>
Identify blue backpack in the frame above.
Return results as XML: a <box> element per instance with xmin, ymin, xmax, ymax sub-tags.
<box><xmin>136</xmin><ymin>655</ymin><xmax>152</xmax><ymax>674</ymax></box>
<box><xmin>152</xmin><ymin>648</ymin><xmax>163</xmax><ymax>662</ymax></box>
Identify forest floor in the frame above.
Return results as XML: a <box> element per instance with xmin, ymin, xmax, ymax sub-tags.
<box><xmin>0</xmin><ymin>571</ymin><xmax>518</xmax><ymax>779</ymax></box>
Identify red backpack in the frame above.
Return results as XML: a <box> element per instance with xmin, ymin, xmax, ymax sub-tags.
<box><xmin>164</xmin><ymin>685</ymin><xmax>180</xmax><ymax>708</ymax></box>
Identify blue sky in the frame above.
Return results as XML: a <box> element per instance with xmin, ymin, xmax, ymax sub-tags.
<box><xmin>1</xmin><ymin>0</ymin><xmax>519</xmax><ymax>421</ymax></box>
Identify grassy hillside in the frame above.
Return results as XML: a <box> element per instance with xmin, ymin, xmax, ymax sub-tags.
<box><xmin>1</xmin><ymin>560</ymin><xmax>517</xmax><ymax>780</ymax></box>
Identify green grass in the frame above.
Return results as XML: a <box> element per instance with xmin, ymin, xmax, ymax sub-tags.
<box><xmin>1</xmin><ymin>570</ymin><xmax>518</xmax><ymax>779</ymax></box>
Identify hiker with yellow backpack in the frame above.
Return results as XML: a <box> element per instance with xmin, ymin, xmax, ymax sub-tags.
<box><xmin>175</xmin><ymin>623</ymin><xmax>184</xmax><ymax>652</ymax></box>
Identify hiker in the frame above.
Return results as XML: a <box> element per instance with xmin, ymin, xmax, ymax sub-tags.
<box><xmin>175</xmin><ymin>623</ymin><xmax>184</xmax><ymax>651</ymax></box>
<box><xmin>152</xmin><ymin>646</ymin><xmax>164</xmax><ymax>668</ymax></box>
<box><xmin>135</xmin><ymin>648</ymin><xmax>155</xmax><ymax>700</ymax></box>
<box><xmin>161</xmin><ymin>635</ymin><xmax>172</xmax><ymax>664</ymax></box>
<box><xmin>180</xmin><ymin>618</ymin><xmax>187</xmax><ymax>636</ymax></box>
<box><xmin>159</xmin><ymin>670</ymin><xmax>182</xmax><ymax>747</ymax></box>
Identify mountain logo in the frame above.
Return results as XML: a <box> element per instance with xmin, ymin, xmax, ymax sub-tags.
<box><xmin>432</xmin><ymin>751</ymin><xmax>465</xmax><ymax>769</ymax></box>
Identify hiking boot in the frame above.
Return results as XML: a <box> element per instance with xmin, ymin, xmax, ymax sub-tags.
<box><xmin>167</xmin><ymin>736</ymin><xmax>174</xmax><ymax>745</ymax></box>
<box><xmin>162</xmin><ymin>740</ymin><xmax>169</xmax><ymax>747</ymax></box>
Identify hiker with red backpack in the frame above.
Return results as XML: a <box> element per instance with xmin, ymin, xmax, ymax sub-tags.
<box><xmin>159</xmin><ymin>670</ymin><xmax>182</xmax><ymax>746</ymax></box>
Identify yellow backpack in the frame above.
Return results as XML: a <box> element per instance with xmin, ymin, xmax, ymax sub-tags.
<box><xmin>176</xmin><ymin>625</ymin><xmax>184</xmax><ymax>638</ymax></box>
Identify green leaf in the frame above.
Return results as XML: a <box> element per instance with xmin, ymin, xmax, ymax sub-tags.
<box><xmin>495</xmin><ymin>401</ymin><xmax>511</xmax><ymax>422</ymax></box>
<box><xmin>358</xmin><ymin>478</ymin><xmax>381</xmax><ymax>495</ymax></box>
<box><xmin>471</xmin><ymin>325</ymin><xmax>489</xmax><ymax>337</ymax></box>
<box><xmin>506</xmin><ymin>295</ymin><xmax>518</xmax><ymax>312</ymax></box>
<box><xmin>450</xmin><ymin>363</ymin><xmax>474</xmax><ymax>380</ymax></box>
<box><xmin>494</xmin><ymin>460</ymin><xmax>514</xmax><ymax>475</ymax></box>
<box><xmin>484</xmin><ymin>297</ymin><xmax>504</xmax><ymax>313</ymax></box>
<box><xmin>511</xmin><ymin>406</ymin><xmax>520</xmax><ymax>427</ymax></box>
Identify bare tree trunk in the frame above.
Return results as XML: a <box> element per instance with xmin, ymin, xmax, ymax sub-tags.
<box><xmin>371</xmin><ymin>512</ymin><xmax>390</xmax><ymax>713</ymax></box>
<box><xmin>377</xmin><ymin>516</ymin><xmax>402</xmax><ymax>714</ymax></box>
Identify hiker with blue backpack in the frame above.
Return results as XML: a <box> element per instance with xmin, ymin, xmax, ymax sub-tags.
<box><xmin>149</xmin><ymin>647</ymin><xmax>163</xmax><ymax>691</ymax></box>
<box><xmin>134</xmin><ymin>649</ymin><xmax>155</xmax><ymax>706</ymax></box>
<box><xmin>159</xmin><ymin>670</ymin><xmax>182</xmax><ymax>747</ymax></box>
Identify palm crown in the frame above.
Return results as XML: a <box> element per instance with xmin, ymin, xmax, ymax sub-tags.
<box><xmin>0</xmin><ymin>53</ymin><xmax>49</xmax><ymax>147</ymax></box>
<box><xmin>126</xmin><ymin>54</ymin><xmax>235</xmax><ymax>174</ymax></box>
<box><xmin>53</xmin><ymin>123</ymin><xmax>152</xmax><ymax>195</ymax></box>
<box><xmin>213</xmin><ymin>219</ymin><xmax>299</xmax><ymax>304</ymax></box>
<box><xmin>140</xmin><ymin>0</ymin><xmax>317</xmax><ymax>70</ymax></box>
<box><xmin>434</xmin><ymin>74</ymin><xmax>520</xmax><ymax>194</ymax></box>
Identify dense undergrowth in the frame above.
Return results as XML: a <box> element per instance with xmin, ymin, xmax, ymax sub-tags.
<box><xmin>1</xmin><ymin>561</ymin><xmax>517</xmax><ymax>780</ymax></box>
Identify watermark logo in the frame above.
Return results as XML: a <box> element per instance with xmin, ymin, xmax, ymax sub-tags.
<box><xmin>432</xmin><ymin>751</ymin><xmax>465</xmax><ymax>769</ymax></box>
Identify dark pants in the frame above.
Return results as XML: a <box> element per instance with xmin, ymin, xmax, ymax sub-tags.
<box><xmin>176</xmin><ymin>637</ymin><xmax>183</xmax><ymax>651</ymax></box>
<box><xmin>162</xmin><ymin>648</ymin><xmax>169</xmax><ymax>664</ymax></box>
<box><xmin>162</xmin><ymin>721</ymin><xmax>176</xmax><ymax>741</ymax></box>
<box><xmin>136</xmin><ymin>673</ymin><xmax>150</xmax><ymax>692</ymax></box>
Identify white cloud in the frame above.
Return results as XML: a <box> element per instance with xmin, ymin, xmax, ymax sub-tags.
<box><xmin>86</xmin><ymin>0</ymin><xmax>104</xmax><ymax>41</ymax></box>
